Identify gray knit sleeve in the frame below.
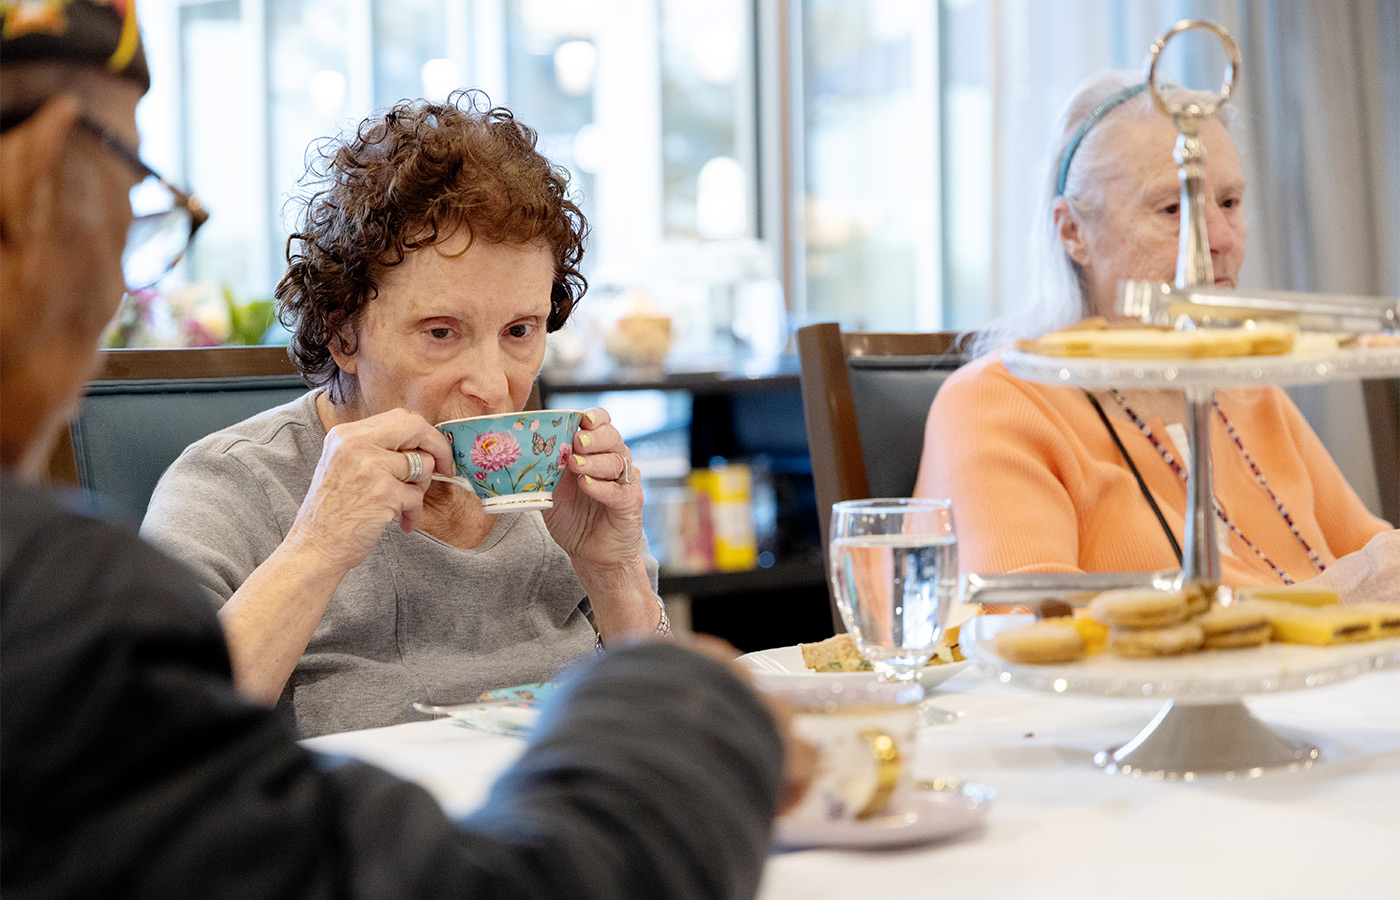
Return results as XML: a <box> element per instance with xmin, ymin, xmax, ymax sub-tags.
<box><xmin>141</xmin><ymin>445</ymin><xmax>288</xmax><ymax>609</ymax></box>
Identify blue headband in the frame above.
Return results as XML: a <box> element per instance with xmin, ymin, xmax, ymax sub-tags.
<box><xmin>1055</xmin><ymin>82</ymin><xmax>1148</xmax><ymax>197</ymax></box>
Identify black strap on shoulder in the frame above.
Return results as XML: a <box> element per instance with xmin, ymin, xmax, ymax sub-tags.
<box><xmin>1083</xmin><ymin>390</ymin><xmax>1184</xmax><ymax>566</ymax></box>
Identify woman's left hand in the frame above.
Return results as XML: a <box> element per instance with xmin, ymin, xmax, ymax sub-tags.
<box><xmin>542</xmin><ymin>407</ymin><xmax>646</xmax><ymax>573</ymax></box>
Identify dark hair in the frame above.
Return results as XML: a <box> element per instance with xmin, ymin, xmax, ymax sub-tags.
<box><xmin>276</xmin><ymin>90</ymin><xmax>588</xmax><ymax>403</ymax></box>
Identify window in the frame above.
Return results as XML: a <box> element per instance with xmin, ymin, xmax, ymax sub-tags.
<box><xmin>796</xmin><ymin>0</ymin><xmax>941</xmax><ymax>331</ymax></box>
<box><xmin>137</xmin><ymin>0</ymin><xmax>775</xmax><ymax>357</ymax></box>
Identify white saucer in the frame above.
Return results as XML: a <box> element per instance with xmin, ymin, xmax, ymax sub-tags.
<box><xmin>773</xmin><ymin>782</ymin><xmax>994</xmax><ymax>851</ymax></box>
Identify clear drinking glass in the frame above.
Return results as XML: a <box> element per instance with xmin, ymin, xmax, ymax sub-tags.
<box><xmin>829</xmin><ymin>498</ymin><xmax>958</xmax><ymax>719</ymax></box>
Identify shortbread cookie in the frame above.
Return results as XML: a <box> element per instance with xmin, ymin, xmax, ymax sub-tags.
<box><xmin>1195</xmin><ymin>604</ymin><xmax>1271</xmax><ymax>650</ymax></box>
<box><xmin>1090</xmin><ymin>589</ymin><xmax>1189</xmax><ymax>629</ymax></box>
<box><xmin>993</xmin><ymin>621</ymin><xmax>1086</xmax><ymax>665</ymax></box>
<box><xmin>1107</xmin><ymin>622</ymin><xmax>1204</xmax><ymax>658</ymax></box>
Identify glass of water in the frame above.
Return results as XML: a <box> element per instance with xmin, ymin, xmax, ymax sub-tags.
<box><xmin>828</xmin><ymin>498</ymin><xmax>958</xmax><ymax>692</ymax></box>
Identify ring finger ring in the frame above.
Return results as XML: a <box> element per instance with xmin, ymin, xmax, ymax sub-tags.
<box><xmin>622</xmin><ymin>456</ymin><xmax>635</xmax><ymax>484</ymax></box>
<box><xmin>404</xmin><ymin>450</ymin><xmax>424</xmax><ymax>482</ymax></box>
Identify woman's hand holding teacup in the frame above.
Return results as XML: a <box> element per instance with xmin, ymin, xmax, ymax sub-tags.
<box><xmin>542</xmin><ymin>407</ymin><xmax>662</xmax><ymax>639</ymax></box>
<box><xmin>285</xmin><ymin>407</ymin><xmax>452</xmax><ymax>576</ymax></box>
<box><xmin>543</xmin><ymin>407</ymin><xmax>645</xmax><ymax>567</ymax></box>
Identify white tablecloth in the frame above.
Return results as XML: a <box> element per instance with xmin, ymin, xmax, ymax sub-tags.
<box><xmin>303</xmin><ymin>668</ymin><xmax>1400</xmax><ymax>899</ymax></box>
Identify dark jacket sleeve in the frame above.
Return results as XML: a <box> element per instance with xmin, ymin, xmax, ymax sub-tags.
<box><xmin>451</xmin><ymin>643</ymin><xmax>784</xmax><ymax>900</ymax></box>
<box><xmin>1</xmin><ymin>481</ymin><xmax>783</xmax><ymax>900</ymax></box>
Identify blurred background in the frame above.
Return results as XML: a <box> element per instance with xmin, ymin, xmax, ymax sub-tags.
<box><xmin>126</xmin><ymin>0</ymin><xmax>1399</xmax><ymax>355</ymax></box>
<box><xmin>117</xmin><ymin>0</ymin><xmax>1399</xmax><ymax>645</ymax></box>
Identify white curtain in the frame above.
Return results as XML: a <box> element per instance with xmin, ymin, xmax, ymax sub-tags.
<box><xmin>983</xmin><ymin>0</ymin><xmax>1400</xmax><ymax>515</ymax></box>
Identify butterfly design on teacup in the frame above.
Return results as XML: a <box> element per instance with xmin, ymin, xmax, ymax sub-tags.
<box><xmin>532</xmin><ymin>431</ymin><xmax>557</xmax><ymax>456</ymax></box>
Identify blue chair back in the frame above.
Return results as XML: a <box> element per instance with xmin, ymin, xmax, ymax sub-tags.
<box><xmin>57</xmin><ymin>348</ymin><xmax>305</xmax><ymax>520</ymax></box>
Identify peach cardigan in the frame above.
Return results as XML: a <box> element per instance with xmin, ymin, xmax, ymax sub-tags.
<box><xmin>914</xmin><ymin>352</ymin><xmax>1391</xmax><ymax>585</ymax></box>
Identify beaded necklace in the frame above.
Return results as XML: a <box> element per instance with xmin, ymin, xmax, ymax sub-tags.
<box><xmin>1108</xmin><ymin>389</ymin><xmax>1327</xmax><ymax>584</ymax></box>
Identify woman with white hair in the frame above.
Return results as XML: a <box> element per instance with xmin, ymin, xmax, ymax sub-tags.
<box><xmin>914</xmin><ymin>69</ymin><xmax>1397</xmax><ymax>601</ymax></box>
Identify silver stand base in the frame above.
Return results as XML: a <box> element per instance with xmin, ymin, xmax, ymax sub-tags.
<box><xmin>1094</xmin><ymin>700</ymin><xmax>1320</xmax><ymax>779</ymax></box>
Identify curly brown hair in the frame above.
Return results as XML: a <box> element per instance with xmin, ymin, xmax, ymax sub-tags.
<box><xmin>276</xmin><ymin>90</ymin><xmax>588</xmax><ymax>403</ymax></box>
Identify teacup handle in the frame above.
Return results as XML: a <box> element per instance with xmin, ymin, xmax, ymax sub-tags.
<box><xmin>854</xmin><ymin>729</ymin><xmax>902</xmax><ymax>819</ymax></box>
<box><xmin>430</xmin><ymin>473</ymin><xmax>474</xmax><ymax>489</ymax></box>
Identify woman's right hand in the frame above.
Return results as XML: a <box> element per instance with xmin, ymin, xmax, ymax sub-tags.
<box><xmin>285</xmin><ymin>408</ymin><xmax>454</xmax><ymax>577</ymax></box>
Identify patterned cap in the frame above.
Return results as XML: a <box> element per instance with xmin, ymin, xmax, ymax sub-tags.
<box><xmin>1</xmin><ymin>0</ymin><xmax>149</xmax><ymax>90</ymax></box>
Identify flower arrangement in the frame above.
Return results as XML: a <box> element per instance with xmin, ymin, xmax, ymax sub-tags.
<box><xmin>104</xmin><ymin>283</ymin><xmax>285</xmax><ymax>348</ymax></box>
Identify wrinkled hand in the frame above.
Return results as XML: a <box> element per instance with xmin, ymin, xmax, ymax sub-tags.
<box><xmin>685</xmin><ymin>635</ymin><xmax>817</xmax><ymax>817</ymax></box>
<box><xmin>1311</xmin><ymin>529</ymin><xmax>1400</xmax><ymax>604</ymax></box>
<box><xmin>542</xmin><ymin>407</ymin><xmax>646</xmax><ymax>571</ymax></box>
<box><xmin>286</xmin><ymin>408</ymin><xmax>453</xmax><ymax>575</ymax></box>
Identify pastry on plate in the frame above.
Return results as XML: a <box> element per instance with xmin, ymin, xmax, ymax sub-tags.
<box><xmin>1253</xmin><ymin>601</ymin><xmax>1375</xmax><ymax>646</ymax></box>
<box><xmin>1089</xmin><ymin>589</ymin><xmax>1189</xmax><ymax>629</ymax></box>
<box><xmin>800</xmin><ymin>633</ymin><xmax>873</xmax><ymax>673</ymax></box>
<box><xmin>1194</xmin><ymin>604</ymin><xmax>1272</xmax><ymax>650</ymax></box>
<box><xmin>1019</xmin><ymin>323</ymin><xmax>1294</xmax><ymax>359</ymax></box>
<box><xmin>1233</xmin><ymin>585</ymin><xmax>1341</xmax><ymax>607</ymax></box>
<box><xmin>1106</xmin><ymin>621</ymin><xmax>1205</xmax><ymax>658</ymax></box>
<box><xmin>1352</xmin><ymin>603</ymin><xmax>1400</xmax><ymax>639</ymax></box>
<box><xmin>992</xmin><ymin>620</ymin><xmax>1087</xmax><ymax>665</ymax></box>
<box><xmin>799</xmin><ymin>624</ymin><xmax>967</xmax><ymax>673</ymax></box>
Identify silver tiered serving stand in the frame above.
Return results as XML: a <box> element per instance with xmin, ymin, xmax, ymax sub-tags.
<box><xmin>963</xmin><ymin>20</ymin><xmax>1400</xmax><ymax>779</ymax></box>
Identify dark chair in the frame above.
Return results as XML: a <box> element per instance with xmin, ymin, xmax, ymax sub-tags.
<box><xmin>47</xmin><ymin>346</ymin><xmax>306</xmax><ymax>520</ymax></box>
<box><xmin>1362</xmin><ymin>378</ymin><xmax>1399</xmax><ymax>525</ymax></box>
<box><xmin>795</xmin><ymin>323</ymin><xmax>968</xmax><ymax>631</ymax></box>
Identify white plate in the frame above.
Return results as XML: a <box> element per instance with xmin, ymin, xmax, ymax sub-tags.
<box><xmin>963</xmin><ymin>615</ymin><xmax>1400</xmax><ymax>702</ymax></box>
<box><xmin>738</xmin><ymin>645</ymin><xmax>970</xmax><ymax>691</ymax></box>
<box><xmin>774</xmin><ymin>782</ymin><xmax>994</xmax><ymax>851</ymax></box>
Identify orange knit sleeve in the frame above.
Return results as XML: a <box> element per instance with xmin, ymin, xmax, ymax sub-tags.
<box><xmin>1277</xmin><ymin>390</ymin><xmax>1392</xmax><ymax>554</ymax></box>
<box><xmin>914</xmin><ymin>358</ymin><xmax>1086</xmax><ymax>576</ymax></box>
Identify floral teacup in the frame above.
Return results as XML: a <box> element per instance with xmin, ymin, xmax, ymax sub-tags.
<box><xmin>435</xmin><ymin>410</ymin><xmax>583</xmax><ymax>513</ymax></box>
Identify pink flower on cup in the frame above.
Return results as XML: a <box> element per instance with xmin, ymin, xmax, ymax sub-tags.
<box><xmin>475</xmin><ymin>471</ymin><xmax>487</xmax><ymax>482</ymax></box>
<box><xmin>470</xmin><ymin>432</ymin><xmax>522</xmax><ymax>472</ymax></box>
<box><xmin>558</xmin><ymin>443</ymin><xmax>572</xmax><ymax>468</ymax></box>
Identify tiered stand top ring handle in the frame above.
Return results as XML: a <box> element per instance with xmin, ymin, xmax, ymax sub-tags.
<box><xmin>1146</xmin><ymin>19</ymin><xmax>1240</xmax><ymax>294</ymax></box>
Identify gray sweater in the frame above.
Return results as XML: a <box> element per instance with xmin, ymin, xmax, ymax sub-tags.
<box><xmin>143</xmin><ymin>392</ymin><xmax>635</xmax><ymax>737</ymax></box>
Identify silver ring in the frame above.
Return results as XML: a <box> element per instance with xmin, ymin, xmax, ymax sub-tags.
<box><xmin>404</xmin><ymin>450</ymin><xmax>424</xmax><ymax>482</ymax></box>
<box><xmin>622</xmin><ymin>456</ymin><xmax>635</xmax><ymax>485</ymax></box>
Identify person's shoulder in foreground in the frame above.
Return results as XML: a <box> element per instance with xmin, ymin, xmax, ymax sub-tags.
<box><xmin>1</xmin><ymin>473</ymin><xmax>785</xmax><ymax>899</ymax></box>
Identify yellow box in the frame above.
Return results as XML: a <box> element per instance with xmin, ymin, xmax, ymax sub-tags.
<box><xmin>687</xmin><ymin>464</ymin><xmax>757</xmax><ymax>572</ymax></box>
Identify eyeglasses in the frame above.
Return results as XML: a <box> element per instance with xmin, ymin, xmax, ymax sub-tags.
<box><xmin>71</xmin><ymin>116</ymin><xmax>210</xmax><ymax>291</ymax></box>
<box><xmin>0</xmin><ymin>107</ymin><xmax>209</xmax><ymax>291</ymax></box>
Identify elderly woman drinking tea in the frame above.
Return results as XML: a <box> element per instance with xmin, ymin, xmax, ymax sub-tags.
<box><xmin>914</xmin><ymin>69</ymin><xmax>1398</xmax><ymax>603</ymax></box>
<box><xmin>143</xmin><ymin>93</ymin><xmax>667</xmax><ymax>736</ymax></box>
